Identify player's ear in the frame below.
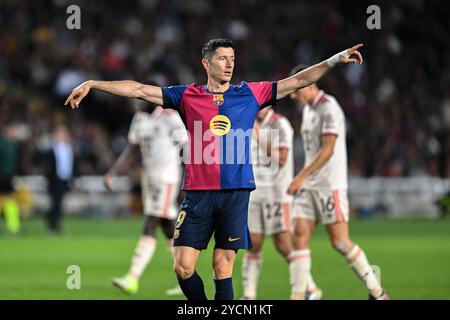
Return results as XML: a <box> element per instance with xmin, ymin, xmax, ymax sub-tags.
<box><xmin>201</xmin><ymin>58</ymin><xmax>209</xmax><ymax>70</ymax></box>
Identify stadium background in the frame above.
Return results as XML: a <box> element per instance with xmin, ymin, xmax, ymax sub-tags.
<box><xmin>1</xmin><ymin>0</ymin><xmax>449</xmax><ymax>299</ymax></box>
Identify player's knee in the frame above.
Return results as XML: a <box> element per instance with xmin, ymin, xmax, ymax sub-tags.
<box><xmin>173</xmin><ymin>261</ymin><xmax>195</xmax><ymax>279</ymax></box>
<box><xmin>274</xmin><ymin>240</ymin><xmax>291</xmax><ymax>257</ymax></box>
<box><xmin>331</xmin><ymin>238</ymin><xmax>352</xmax><ymax>255</ymax></box>
<box><xmin>293</xmin><ymin>229</ymin><xmax>310</xmax><ymax>248</ymax></box>
<box><xmin>293</xmin><ymin>226</ymin><xmax>305</xmax><ymax>240</ymax></box>
<box><xmin>212</xmin><ymin>258</ymin><xmax>233</xmax><ymax>278</ymax></box>
<box><xmin>250</xmin><ymin>238</ymin><xmax>263</xmax><ymax>253</ymax></box>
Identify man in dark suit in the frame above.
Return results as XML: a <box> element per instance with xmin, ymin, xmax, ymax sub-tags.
<box><xmin>44</xmin><ymin>125</ymin><xmax>75</xmax><ymax>233</ymax></box>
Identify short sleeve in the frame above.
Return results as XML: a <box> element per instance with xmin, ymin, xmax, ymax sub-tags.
<box><xmin>168</xmin><ymin>112</ymin><xmax>188</xmax><ymax>145</ymax></box>
<box><xmin>161</xmin><ymin>85</ymin><xmax>187</xmax><ymax>110</ymax></box>
<box><xmin>128</xmin><ymin>113</ymin><xmax>141</xmax><ymax>144</ymax></box>
<box><xmin>320</xmin><ymin>103</ymin><xmax>340</xmax><ymax>137</ymax></box>
<box><xmin>247</xmin><ymin>81</ymin><xmax>278</xmax><ymax>109</ymax></box>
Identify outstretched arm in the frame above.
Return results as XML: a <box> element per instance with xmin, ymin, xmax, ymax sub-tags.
<box><xmin>64</xmin><ymin>80</ymin><xmax>164</xmax><ymax>109</ymax></box>
<box><xmin>277</xmin><ymin>44</ymin><xmax>364</xmax><ymax>100</ymax></box>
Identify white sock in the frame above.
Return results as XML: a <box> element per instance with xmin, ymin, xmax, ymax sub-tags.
<box><xmin>307</xmin><ymin>273</ymin><xmax>318</xmax><ymax>291</ymax></box>
<box><xmin>288</xmin><ymin>250</ymin><xmax>318</xmax><ymax>291</ymax></box>
<box><xmin>129</xmin><ymin>235</ymin><xmax>156</xmax><ymax>279</ymax></box>
<box><xmin>346</xmin><ymin>244</ymin><xmax>382</xmax><ymax>297</ymax></box>
<box><xmin>242</xmin><ymin>252</ymin><xmax>262</xmax><ymax>299</ymax></box>
<box><xmin>289</xmin><ymin>249</ymin><xmax>311</xmax><ymax>295</ymax></box>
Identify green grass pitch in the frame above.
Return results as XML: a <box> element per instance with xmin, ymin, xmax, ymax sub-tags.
<box><xmin>1</xmin><ymin>217</ymin><xmax>449</xmax><ymax>299</ymax></box>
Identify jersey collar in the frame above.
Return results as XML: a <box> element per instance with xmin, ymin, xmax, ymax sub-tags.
<box><xmin>311</xmin><ymin>90</ymin><xmax>325</xmax><ymax>108</ymax></box>
<box><xmin>204</xmin><ymin>84</ymin><xmax>231</xmax><ymax>94</ymax></box>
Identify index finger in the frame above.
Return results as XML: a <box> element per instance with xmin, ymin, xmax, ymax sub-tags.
<box><xmin>349</xmin><ymin>43</ymin><xmax>364</xmax><ymax>52</ymax></box>
<box><xmin>64</xmin><ymin>93</ymin><xmax>74</xmax><ymax>106</ymax></box>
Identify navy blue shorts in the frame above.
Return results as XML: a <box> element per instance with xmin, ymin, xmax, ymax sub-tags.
<box><xmin>173</xmin><ymin>190</ymin><xmax>252</xmax><ymax>251</ymax></box>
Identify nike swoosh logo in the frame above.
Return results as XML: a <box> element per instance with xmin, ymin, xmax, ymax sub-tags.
<box><xmin>228</xmin><ymin>237</ymin><xmax>241</xmax><ymax>242</ymax></box>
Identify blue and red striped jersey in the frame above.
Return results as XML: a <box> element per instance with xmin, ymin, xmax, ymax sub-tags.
<box><xmin>162</xmin><ymin>81</ymin><xmax>277</xmax><ymax>191</ymax></box>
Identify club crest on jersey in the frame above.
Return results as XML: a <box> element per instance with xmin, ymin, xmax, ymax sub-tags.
<box><xmin>210</xmin><ymin>115</ymin><xmax>231</xmax><ymax>136</ymax></box>
<box><xmin>212</xmin><ymin>94</ymin><xmax>224</xmax><ymax>106</ymax></box>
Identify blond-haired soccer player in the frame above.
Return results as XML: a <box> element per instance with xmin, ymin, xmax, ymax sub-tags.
<box><xmin>288</xmin><ymin>65</ymin><xmax>389</xmax><ymax>300</ymax></box>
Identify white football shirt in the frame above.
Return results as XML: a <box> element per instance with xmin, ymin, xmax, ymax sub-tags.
<box><xmin>128</xmin><ymin>108</ymin><xmax>187</xmax><ymax>184</ymax></box>
<box><xmin>301</xmin><ymin>90</ymin><xmax>348</xmax><ymax>190</ymax></box>
<box><xmin>252</xmin><ymin>109</ymin><xmax>294</xmax><ymax>194</ymax></box>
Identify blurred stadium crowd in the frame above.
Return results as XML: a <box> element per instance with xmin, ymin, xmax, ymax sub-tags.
<box><xmin>1</xmin><ymin>0</ymin><xmax>449</xmax><ymax>178</ymax></box>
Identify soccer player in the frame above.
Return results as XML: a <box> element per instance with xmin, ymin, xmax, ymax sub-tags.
<box><xmin>242</xmin><ymin>106</ymin><xmax>323</xmax><ymax>300</ymax></box>
<box><xmin>287</xmin><ymin>65</ymin><xmax>389</xmax><ymax>300</ymax></box>
<box><xmin>105</xmin><ymin>100</ymin><xmax>187</xmax><ymax>295</ymax></box>
<box><xmin>65</xmin><ymin>39</ymin><xmax>363</xmax><ymax>300</ymax></box>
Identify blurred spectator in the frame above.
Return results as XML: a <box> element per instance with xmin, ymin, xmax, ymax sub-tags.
<box><xmin>41</xmin><ymin>125</ymin><xmax>76</xmax><ymax>233</ymax></box>
<box><xmin>0</xmin><ymin>0</ymin><xmax>449</xmax><ymax>179</ymax></box>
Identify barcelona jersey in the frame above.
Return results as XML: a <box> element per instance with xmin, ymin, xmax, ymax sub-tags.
<box><xmin>162</xmin><ymin>81</ymin><xmax>277</xmax><ymax>191</ymax></box>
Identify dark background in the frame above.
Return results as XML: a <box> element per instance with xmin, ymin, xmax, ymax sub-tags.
<box><xmin>1</xmin><ymin>0</ymin><xmax>449</xmax><ymax>177</ymax></box>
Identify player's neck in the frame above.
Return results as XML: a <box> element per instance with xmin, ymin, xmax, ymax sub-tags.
<box><xmin>308</xmin><ymin>89</ymin><xmax>323</xmax><ymax>106</ymax></box>
<box><xmin>206</xmin><ymin>79</ymin><xmax>230</xmax><ymax>93</ymax></box>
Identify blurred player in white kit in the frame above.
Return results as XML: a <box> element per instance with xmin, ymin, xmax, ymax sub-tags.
<box><xmin>105</xmin><ymin>99</ymin><xmax>187</xmax><ymax>295</ymax></box>
<box><xmin>288</xmin><ymin>65</ymin><xmax>389</xmax><ymax>300</ymax></box>
<box><xmin>241</xmin><ymin>106</ymin><xmax>322</xmax><ymax>300</ymax></box>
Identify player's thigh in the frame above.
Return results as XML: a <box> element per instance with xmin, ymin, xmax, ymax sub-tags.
<box><xmin>292</xmin><ymin>189</ymin><xmax>318</xmax><ymax>225</ymax></box>
<box><xmin>173</xmin><ymin>191</ymin><xmax>215</xmax><ymax>250</ymax></box>
<box><xmin>316</xmin><ymin>189</ymin><xmax>350</xmax><ymax>225</ymax></box>
<box><xmin>325</xmin><ymin>221</ymin><xmax>350</xmax><ymax>240</ymax></box>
